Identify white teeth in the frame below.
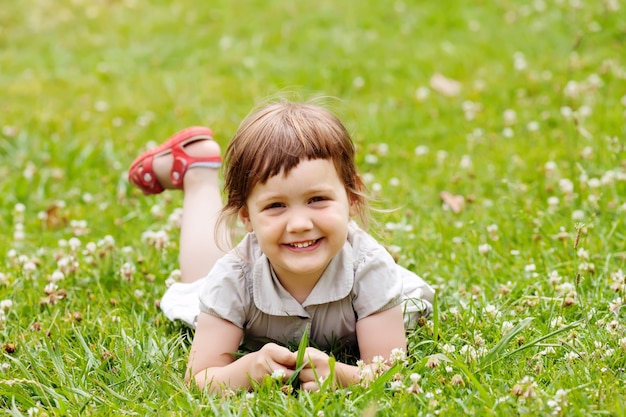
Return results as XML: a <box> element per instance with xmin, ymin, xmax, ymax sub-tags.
<box><xmin>291</xmin><ymin>240</ymin><xmax>316</xmax><ymax>248</ymax></box>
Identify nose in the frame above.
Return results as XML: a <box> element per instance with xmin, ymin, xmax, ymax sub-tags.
<box><xmin>286</xmin><ymin>207</ymin><xmax>313</xmax><ymax>233</ymax></box>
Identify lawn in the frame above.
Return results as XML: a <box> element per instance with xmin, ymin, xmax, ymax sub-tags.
<box><xmin>1</xmin><ymin>0</ymin><xmax>625</xmax><ymax>415</ymax></box>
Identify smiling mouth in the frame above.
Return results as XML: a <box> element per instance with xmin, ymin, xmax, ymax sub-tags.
<box><xmin>289</xmin><ymin>239</ymin><xmax>320</xmax><ymax>248</ymax></box>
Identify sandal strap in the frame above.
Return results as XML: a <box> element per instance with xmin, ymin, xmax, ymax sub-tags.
<box><xmin>129</xmin><ymin>154</ymin><xmax>165</xmax><ymax>194</ymax></box>
<box><xmin>170</xmin><ymin>133</ymin><xmax>222</xmax><ymax>187</ymax></box>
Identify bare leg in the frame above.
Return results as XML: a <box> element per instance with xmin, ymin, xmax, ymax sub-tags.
<box><xmin>151</xmin><ymin>140</ymin><xmax>226</xmax><ymax>283</ymax></box>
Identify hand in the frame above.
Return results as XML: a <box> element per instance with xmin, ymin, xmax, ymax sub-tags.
<box><xmin>249</xmin><ymin>343</ymin><xmax>297</xmax><ymax>384</ymax></box>
<box><xmin>298</xmin><ymin>347</ymin><xmax>333</xmax><ymax>392</ymax></box>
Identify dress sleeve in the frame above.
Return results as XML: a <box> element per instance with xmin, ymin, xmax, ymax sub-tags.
<box><xmin>351</xmin><ymin>234</ymin><xmax>404</xmax><ymax>320</ymax></box>
<box><xmin>197</xmin><ymin>253</ymin><xmax>250</xmax><ymax>329</ymax></box>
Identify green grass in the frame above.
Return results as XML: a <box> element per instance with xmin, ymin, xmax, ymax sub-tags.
<box><xmin>1</xmin><ymin>0</ymin><xmax>625</xmax><ymax>415</ymax></box>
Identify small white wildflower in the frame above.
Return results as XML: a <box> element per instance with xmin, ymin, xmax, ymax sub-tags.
<box><xmin>44</xmin><ymin>283</ymin><xmax>57</xmax><ymax>294</ymax></box>
<box><xmin>565</xmin><ymin>351</ymin><xmax>581</xmax><ymax>361</ymax></box>
<box><xmin>389</xmin><ymin>348</ymin><xmax>407</xmax><ymax>364</ymax></box>
<box><xmin>503</xmin><ymin>109</ymin><xmax>517</xmax><ymax>125</ymax></box>
<box><xmin>527</xmin><ymin>121</ymin><xmax>539</xmax><ymax>132</ymax></box>
<box><xmin>120</xmin><ymin>262</ymin><xmax>135</xmax><ymax>281</ymax></box>
<box><xmin>389</xmin><ymin>380</ymin><xmax>405</xmax><ymax>391</ymax></box>
<box><xmin>68</xmin><ymin>237</ymin><xmax>81</xmax><ymax>251</ymax></box>
<box><xmin>577</xmin><ymin>248</ymin><xmax>589</xmax><ymax>260</ymax></box>
<box><xmin>0</xmin><ymin>299</ymin><xmax>13</xmax><ymax>311</ymax></box>
<box><xmin>558</xmin><ymin>178</ymin><xmax>574</xmax><ymax>194</ymax></box>
<box><xmin>364</xmin><ymin>154</ymin><xmax>378</xmax><ymax>164</ymax></box>
<box><xmin>548</xmin><ymin>270</ymin><xmax>561</xmax><ymax>285</ymax></box>
<box><xmin>572</xmin><ymin>210</ymin><xmax>585</xmax><ymax>221</ymax></box>
<box><xmin>414</xmin><ymin>145</ymin><xmax>429</xmax><ymax>156</ymax></box>
<box><xmin>442</xmin><ymin>344</ymin><xmax>456</xmax><ymax>353</ymax></box>
<box><xmin>389</xmin><ymin>177</ymin><xmax>400</xmax><ymax>187</ymax></box>
<box><xmin>459</xmin><ymin>155</ymin><xmax>473</xmax><ymax>170</ymax></box>
<box><xmin>23</xmin><ymin>261</ymin><xmax>37</xmax><ymax>273</ymax></box>
<box><xmin>551</xmin><ymin>317</ymin><xmax>564</xmax><ymax>328</ymax></box>
<box><xmin>547</xmin><ymin>196</ymin><xmax>559</xmax><ymax>208</ymax></box>
<box><xmin>478</xmin><ymin>243</ymin><xmax>491</xmax><ymax>255</ymax></box>
<box><xmin>415</xmin><ymin>86</ymin><xmax>430</xmax><ymax>101</ymax></box>
<box><xmin>502</xmin><ymin>127</ymin><xmax>514</xmax><ymax>138</ymax></box>
<box><xmin>525</xmin><ymin>263</ymin><xmax>536</xmax><ymax>272</ymax></box>
<box><xmin>134</xmin><ymin>290</ymin><xmax>144</xmax><ymax>298</ymax></box>
<box><xmin>501</xmin><ymin>321</ymin><xmax>514</xmax><ymax>334</ymax></box>
<box><xmin>1</xmin><ymin>362</ymin><xmax>10</xmax><ymax>371</ymax></box>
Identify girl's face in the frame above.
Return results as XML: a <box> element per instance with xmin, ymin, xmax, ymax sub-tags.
<box><xmin>239</xmin><ymin>158</ymin><xmax>356</xmax><ymax>286</ymax></box>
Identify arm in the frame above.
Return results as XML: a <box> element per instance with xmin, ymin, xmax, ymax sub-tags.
<box><xmin>298</xmin><ymin>305</ymin><xmax>406</xmax><ymax>390</ymax></box>
<box><xmin>187</xmin><ymin>311</ymin><xmax>297</xmax><ymax>393</ymax></box>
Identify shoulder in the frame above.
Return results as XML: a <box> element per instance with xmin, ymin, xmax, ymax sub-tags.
<box><xmin>346</xmin><ymin>222</ymin><xmax>396</xmax><ymax>271</ymax></box>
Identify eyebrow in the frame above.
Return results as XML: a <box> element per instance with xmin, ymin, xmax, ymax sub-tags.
<box><xmin>254</xmin><ymin>185</ymin><xmax>337</xmax><ymax>203</ymax></box>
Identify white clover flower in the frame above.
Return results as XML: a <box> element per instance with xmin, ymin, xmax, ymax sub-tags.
<box><xmin>371</xmin><ymin>183</ymin><xmax>382</xmax><ymax>192</ymax></box>
<box><xmin>483</xmin><ymin>304</ymin><xmax>499</xmax><ymax>318</ymax></box>
<box><xmin>442</xmin><ymin>344</ymin><xmax>456</xmax><ymax>353</ymax></box>
<box><xmin>0</xmin><ymin>299</ymin><xmax>13</xmax><ymax>311</ymax></box>
<box><xmin>23</xmin><ymin>261</ymin><xmax>37</xmax><ymax>273</ymax></box>
<box><xmin>587</xmin><ymin>178</ymin><xmax>601</xmax><ymax>188</ymax></box>
<box><xmin>572</xmin><ymin>210</ymin><xmax>585</xmax><ymax>221</ymax></box>
<box><xmin>547</xmin><ymin>196</ymin><xmax>559</xmax><ymax>209</ymax></box>
<box><xmin>459</xmin><ymin>345</ymin><xmax>477</xmax><ymax>361</ymax></box>
<box><xmin>527</xmin><ymin>121</ymin><xmax>539</xmax><ymax>132</ymax></box>
<box><xmin>478</xmin><ymin>243</ymin><xmax>491</xmax><ymax>255</ymax></box>
<box><xmin>558</xmin><ymin>178</ymin><xmax>574</xmax><ymax>194</ymax></box>
<box><xmin>459</xmin><ymin>155</ymin><xmax>473</xmax><ymax>170</ymax></box>
<box><xmin>364</xmin><ymin>154</ymin><xmax>378</xmax><ymax>164</ymax></box>
<box><xmin>436</xmin><ymin>150</ymin><xmax>448</xmax><ymax>163</ymax></box>
<box><xmin>167</xmin><ymin>208</ymin><xmax>184</xmax><ymax>229</ymax></box>
<box><xmin>361</xmin><ymin>173</ymin><xmax>374</xmax><ymax>183</ymax></box>
<box><xmin>68</xmin><ymin>237</ymin><xmax>81</xmax><ymax>251</ymax></box>
<box><xmin>389</xmin><ymin>348</ymin><xmax>406</xmax><ymax>364</ymax></box>
<box><xmin>503</xmin><ymin>109</ymin><xmax>517</xmax><ymax>125</ymax></box>
<box><xmin>551</xmin><ymin>316</ymin><xmax>564</xmax><ymax>328</ymax></box>
<box><xmin>415</xmin><ymin>86</ymin><xmax>430</xmax><ymax>101</ymax></box>
<box><xmin>414</xmin><ymin>145</ymin><xmax>429</xmax><ymax>156</ymax></box>
<box><xmin>502</xmin><ymin>127</ymin><xmax>514</xmax><ymax>138</ymax></box>
<box><xmin>577</xmin><ymin>248</ymin><xmax>589</xmax><ymax>260</ymax></box>
<box><xmin>565</xmin><ymin>351</ymin><xmax>581</xmax><ymax>361</ymax></box>
<box><xmin>389</xmin><ymin>380</ymin><xmax>405</xmax><ymax>391</ymax></box>
<box><xmin>70</xmin><ymin>219</ymin><xmax>89</xmax><ymax>236</ymax></box>
<box><xmin>389</xmin><ymin>177</ymin><xmax>400</xmax><ymax>187</ymax></box>
<box><xmin>0</xmin><ymin>362</ymin><xmax>9</xmax><ymax>371</ymax></box>
<box><xmin>513</xmin><ymin>52</ymin><xmax>527</xmax><ymax>71</ymax></box>
<box><xmin>501</xmin><ymin>321</ymin><xmax>514</xmax><ymax>334</ymax></box>
<box><xmin>524</xmin><ymin>263</ymin><xmax>536</xmax><ymax>272</ymax></box>
<box><xmin>548</xmin><ymin>270</ymin><xmax>561</xmax><ymax>285</ymax></box>
<box><xmin>99</xmin><ymin>235</ymin><xmax>116</xmax><ymax>248</ymax></box>
<box><xmin>120</xmin><ymin>262</ymin><xmax>135</xmax><ymax>281</ymax></box>
<box><xmin>44</xmin><ymin>283</ymin><xmax>57</xmax><ymax>294</ymax></box>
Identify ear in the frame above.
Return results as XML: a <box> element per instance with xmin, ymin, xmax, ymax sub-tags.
<box><xmin>348</xmin><ymin>196</ymin><xmax>359</xmax><ymax>218</ymax></box>
<box><xmin>239</xmin><ymin>206</ymin><xmax>254</xmax><ymax>233</ymax></box>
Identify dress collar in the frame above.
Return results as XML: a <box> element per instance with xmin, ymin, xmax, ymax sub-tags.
<box><xmin>252</xmin><ymin>243</ymin><xmax>354</xmax><ymax>317</ymax></box>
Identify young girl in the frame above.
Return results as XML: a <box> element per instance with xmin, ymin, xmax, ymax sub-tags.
<box><xmin>128</xmin><ymin>100</ymin><xmax>434</xmax><ymax>393</ymax></box>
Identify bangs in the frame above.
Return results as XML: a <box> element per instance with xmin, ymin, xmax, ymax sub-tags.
<box><xmin>233</xmin><ymin>102</ymin><xmax>353</xmax><ymax>188</ymax></box>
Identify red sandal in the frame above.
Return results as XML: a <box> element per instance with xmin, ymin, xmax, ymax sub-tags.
<box><xmin>128</xmin><ymin>126</ymin><xmax>222</xmax><ymax>195</ymax></box>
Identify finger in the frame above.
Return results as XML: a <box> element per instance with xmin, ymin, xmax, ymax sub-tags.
<box><xmin>301</xmin><ymin>380</ymin><xmax>320</xmax><ymax>392</ymax></box>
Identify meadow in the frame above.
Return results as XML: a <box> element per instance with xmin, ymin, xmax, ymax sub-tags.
<box><xmin>1</xmin><ymin>0</ymin><xmax>625</xmax><ymax>415</ymax></box>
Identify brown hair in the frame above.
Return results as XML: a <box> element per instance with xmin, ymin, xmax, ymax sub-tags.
<box><xmin>217</xmin><ymin>100</ymin><xmax>369</xmax><ymax>244</ymax></box>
